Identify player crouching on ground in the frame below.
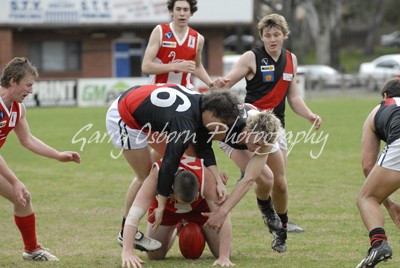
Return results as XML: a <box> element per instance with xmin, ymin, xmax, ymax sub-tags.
<box><xmin>121</xmin><ymin>156</ymin><xmax>234</xmax><ymax>268</ymax></box>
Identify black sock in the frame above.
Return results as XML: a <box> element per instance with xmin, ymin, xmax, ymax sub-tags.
<box><xmin>369</xmin><ymin>227</ymin><xmax>387</xmax><ymax>248</ymax></box>
<box><xmin>257</xmin><ymin>196</ymin><xmax>272</xmax><ymax>206</ymax></box>
<box><xmin>277</xmin><ymin>212</ymin><xmax>288</xmax><ymax>228</ymax></box>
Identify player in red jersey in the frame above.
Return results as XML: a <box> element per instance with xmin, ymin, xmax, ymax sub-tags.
<box><xmin>106</xmin><ymin>83</ymin><xmax>241</xmax><ymax>250</ymax></box>
<box><xmin>142</xmin><ymin>0</ymin><xmax>213</xmax><ymax>89</ymax></box>
<box><xmin>121</xmin><ymin>156</ymin><xmax>234</xmax><ymax>268</ymax></box>
<box><xmin>213</xmin><ymin>14</ymin><xmax>322</xmax><ymax>251</ymax></box>
<box><xmin>0</xmin><ymin>57</ymin><xmax>81</xmax><ymax>261</ymax></box>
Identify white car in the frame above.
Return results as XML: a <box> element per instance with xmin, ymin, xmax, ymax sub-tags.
<box><xmin>380</xmin><ymin>31</ymin><xmax>400</xmax><ymax>47</ymax></box>
<box><xmin>296</xmin><ymin>65</ymin><xmax>356</xmax><ymax>90</ymax></box>
<box><xmin>359</xmin><ymin>54</ymin><xmax>400</xmax><ymax>91</ymax></box>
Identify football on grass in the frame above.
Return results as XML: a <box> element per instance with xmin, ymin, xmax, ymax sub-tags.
<box><xmin>178</xmin><ymin>222</ymin><xmax>206</xmax><ymax>259</ymax></box>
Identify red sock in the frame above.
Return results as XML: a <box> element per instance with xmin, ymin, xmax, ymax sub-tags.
<box><xmin>14</xmin><ymin>213</ymin><xmax>40</xmax><ymax>252</ymax></box>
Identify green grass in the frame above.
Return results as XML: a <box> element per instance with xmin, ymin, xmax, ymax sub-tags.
<box><xmin>1</xmin><ymin>94</ymin><xmax>400</xmax><ymax>267</ymax></box>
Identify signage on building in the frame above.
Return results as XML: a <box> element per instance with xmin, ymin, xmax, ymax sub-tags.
<box><xmin>0</xmin><ymin>0</ymin><xmax>252</xmax><ymax>25</ymax></box>
<box><xmin>77</xmin><ymin>77</ymin><xmax>149</xmax><ymax>107</ymax></box>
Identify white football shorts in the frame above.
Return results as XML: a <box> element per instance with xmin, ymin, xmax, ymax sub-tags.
<box><xmin>105</xmin><ymin>97</ymin><xmax>149</xmax><ymax>150</ymax></box>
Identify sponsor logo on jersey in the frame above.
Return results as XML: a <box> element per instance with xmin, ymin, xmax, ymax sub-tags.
<box><xmin>283</xmin><ymin>73</ymin><xmax>293</xmax><ymax>81</ymax></box>
<box><xmin>261</xmin><ymin>65</ymin><xmax>275</xmax><ymax>72</ymax></box>
<box><xmin>162</xmin><ymin>41</ymin><xmax>177</xmax><ymax>48</ymax></box>
<box><xmin>188</xmin><ymin>35</ymin><xmax>196</xmax><ymax>48</ymax></box>
<box><xmin>165</xmin><ymin>32</ymin><xmax>174</xmax><ymax>39</ymax></box>
<box><xmin>0</xmin><ymin>120</ymin><xmax>6</xmax><ymax>128</ymax></box>
<box><xmin>9</xmin><ymin>112</ymin><xmax>17</xmax><ymax>127</ymax></box>
<box><xmin>0</xmin><ymin>110</ymin><xmax>4</xmax><ymax>120</ymax></box>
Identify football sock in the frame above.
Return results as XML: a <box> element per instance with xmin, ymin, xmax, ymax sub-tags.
<box><xmin>277</xmin><ymin>212</ymin><xmax>288</xmax><ymax>228</ymax></box>
<box><xmin>121</xmin><ymin>217</ymin><xmax>126</xmax><ymax>237</ymax></box>
<box><xmin>369</xmin><ymin>227</ymin><xmax>387</xmax><ymax>248</ymax></box>
<box><xmin>257</xmin><ymin>196</ymin><xmax>272</xmax><ymax>206</ymax></box>
<box><xmin>14</xmin><ymin>213</ymin><xmax>40</xmax><ymax>252</ymax></box>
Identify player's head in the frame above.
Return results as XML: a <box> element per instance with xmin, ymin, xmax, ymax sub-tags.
<box><xmin>381</xmin><ymin>77</ymin><xmax>400</xmax><ymax>98</ymax></box>
<box><xmin>201</xmin><ymin>90</ymin><xmax>242</xmax><ymax>125</ymax></box>
<box><xmin>245</xmin><ymin>110</ymin><xmax>281</xmax><ymax>152</ymax></box>
<box><xmin>167</xmin><ymin>0</ymin><xmax>198</xmax><ymax>15</ymax></box>
<box><xmin>173</xmin><ymin>170</ymin><xmax>199</xmax><ymax>203</ymax></box>
<box><xmin>1</xmin><ymin>57</ymin><xmax>38</xmax><ymax>88</ymax></box>
<box><xmin>258</xmin><ymin>13</ymin><xmax>290</xmax><ymax>39</ymax></box>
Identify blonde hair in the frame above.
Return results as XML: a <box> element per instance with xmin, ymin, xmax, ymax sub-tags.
<box><xmin>246</xmin><ymin>110</ymin><xmax>281</xmax><ymax>145</ymax></box>
<box><xmin>258</xmin><ymin>13</ymin><xmax>290</xmax><ymax>38</ymax></box>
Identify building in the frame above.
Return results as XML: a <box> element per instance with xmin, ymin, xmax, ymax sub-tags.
<box><xmin>0</xmin><ymin>0</ymin><xmax>254</xmax><ymax>81</ymax></box>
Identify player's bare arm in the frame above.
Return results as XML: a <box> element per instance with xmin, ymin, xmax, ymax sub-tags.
<box><xmin>13</xmin><ymin>105</ymin><xmax>80</xmax><ymax>163</ymax></box>
<box><xmin>213</xmin><ymin>51</ymin><xmax>255</xmax><ymax>89</ymax></box>
<box><xmin>361</xmin><ymin>105</ymin><xmax>381</xmax><ymax>176</ymax></box>
<box><xmin>193</xmin><ymin>34</ymin><xmax>213</xmax><ymax>87</ymax></box>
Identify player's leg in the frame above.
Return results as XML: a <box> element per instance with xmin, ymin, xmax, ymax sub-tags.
<box><xmin>0</xmin><ymin>163</ymin><xmax>58</xmax><ymax>261</ymax></box>
<box><xmin>146</xmin><ymin>223</ymin><xmax>177</xmax><ymax>260</ymax></box>
<box><xmin>356</xmin><ymin>165</ymin><xmax>399</xmax><ymax>267</ymax></box>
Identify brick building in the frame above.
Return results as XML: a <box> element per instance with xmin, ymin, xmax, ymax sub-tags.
<box><xmin>0</xmin><ymin>0</ymin><xmax>254</xmax><ymax>80</ymax></box>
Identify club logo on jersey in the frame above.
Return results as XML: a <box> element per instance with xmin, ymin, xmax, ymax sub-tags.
<box><xmin>283</xmin><ymin>73</ymin><xmax>293</xmax><ymax>81</ymax></box>
<box><xmin>162</xmin><ymin>41</ymin><xmax>177</xmax><ymax>48</ymax></box>
<box><xmin>9</xmin><ymin>112</ymin><xmax>17</xmax><ymax>127</ymax></box>
<box><xmin>165</xmin><ymin>32</ymin><xmax>174</xmax><ymax>39</ymax></box>
<box><xmin>0</xmin><ymin>111</ymin><xmax>3</xmax><ymax>120</ymax></box>
<box><xmin>262</xmin><ymin>58</ymin><xmax>269</xmax><ymax>65</ymax></box>
<box><xmin>188</xmin><ymin>35</ymin><xmax>196</xmax><ymax>48</ymax></box>
<box><xmin>0</xmin><ymin>120</ymin><xmax>6</xmax><ymax>128</ymax></box>
<box><xmin>263</xmin><ymin>72</ymin><xmax>274</xmax><ymax>82</ymax></box>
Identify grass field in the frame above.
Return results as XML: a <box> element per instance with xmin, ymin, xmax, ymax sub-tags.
<box><xmin>1</xmin><ymin>92</ymin><xmax>400</xmax><ymax>268</ymax></box>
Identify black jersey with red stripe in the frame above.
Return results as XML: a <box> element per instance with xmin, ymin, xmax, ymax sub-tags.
<box><xmin>117</xmin><ymin>83</ymin><xmax>215</xmax><ymax>196</ymax></box>
<box><xmin>374</xmin><ymin>97</ymin><xmax>400</xmax><ymax>144</ymax></box>
<box><xmin>245</xmin><ymin>47</ymin><xmax>294</xmax><ymax>127</ymax></box>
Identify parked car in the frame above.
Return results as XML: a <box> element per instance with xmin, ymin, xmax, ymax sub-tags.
<box><xmin>296</xmin><ymin>65</ymin><xmax>356</xmax><ymax>90</ymax></box>
<box><xmin>358</xmin><ymin>54</ymin><xmax>400</xmax><ymax>91</ymax></box>
<box><xmin>380</xmin><ymin>31</ymin><xmax>400</xmax><ymax>47</ymax></box>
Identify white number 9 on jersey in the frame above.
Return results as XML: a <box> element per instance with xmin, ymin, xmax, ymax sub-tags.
<box><xmin>150</xmin><ymin>87</ymin><xmax>196</xmax><ymax>112</ymax></box>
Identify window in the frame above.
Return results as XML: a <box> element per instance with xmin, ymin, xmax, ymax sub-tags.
<box><xmin>29</xmin><ymin>41</ymin><xmax>81</xmax><ymax>72</ymax></box>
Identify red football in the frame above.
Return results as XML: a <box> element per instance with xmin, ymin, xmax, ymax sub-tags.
<box><xmin>178</xmin><ymin>222</ymin><xmax>206</xmax><ymax>259</ymax></box>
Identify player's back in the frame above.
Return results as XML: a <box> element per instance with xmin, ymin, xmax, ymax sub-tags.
<box><xmin>118</xmin><ymin>83</ymin><xmax>202</xmax><ymax>132</ymax></box>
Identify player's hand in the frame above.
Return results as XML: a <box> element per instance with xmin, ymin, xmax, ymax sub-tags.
<box><xmin>215</xmin><ymin>183</ymin><xmax>228</xmax><ymax>205</ymax></box>
<box><xmin>202</xmin><ymin>209</ymin><xmax>227</xmax><ymax>232</ymax></box>
<box><xmin>58</xmin><ymin>151</ymin><xmax>81</xmax><ymax>163</ymax></box>
<box><xmin>386</xmin><ymin>202</ymin><xmax>400</xmax><ymax>227</ymax></box>
<box><xmin>213</xmin><ymin>77</ymin><xmax>231</xmax><ymax>89</ymax></box>
<box><xmin>174</xmin><ymin>60</ymin><xmax>196</xmax><ymax>73</ymax></box>
<box><xmin>13</xmin><ymin>180</ymin><xmax>29</xmax><ymax>207</ymax></box>
<box><xmin>121</xmin><ymin>250</ymin><xmax>144</xmax><ymax>268</ymax></box>
<box><xmin>309</xmin><ymin>114</ymin><xmax>321</xmax><ymax>130</ymax></box>
<box><xmin>213</xmin><ymin>257</ymin><xmax>236</xmax><ymax>267</ymax></box>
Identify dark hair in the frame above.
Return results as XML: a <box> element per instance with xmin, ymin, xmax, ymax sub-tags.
<box><xmin>167</xmin><ymin>0</ymin><xmax>198</xmax><ymax>14</ymax></box>
<box><xmin>173</xmin><ymin>170</ymin><xmax>199</xmax><ymax>203</ymax></box>
<box><xmin>381</xmin><ymin>77</ymin><xmax>400</xmax><ymax>98</ymax></box>
<box><xmin>201</xmin><ymin>90</ymin><xmax>242</xmax><ymax>125</ymax></box>
<box><xmin>1</xmin><ymin>57</ymin><xmax>38</xmax><ymax>88</ymax></box>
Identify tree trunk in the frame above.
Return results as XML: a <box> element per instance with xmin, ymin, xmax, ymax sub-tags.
<box><xmin>364</xmin><ymin>0</ymin><xmax>385</xmax><ymax>55</ymax></box>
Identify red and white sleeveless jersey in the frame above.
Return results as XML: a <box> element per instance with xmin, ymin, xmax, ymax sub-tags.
<box><xmin>0</xmin><ymin>98</ymin><xmax>21</xmax><ymax>149</ymax></box>
<box><xmin>148</xmin><ymin>23</ymin><xmax>199</xmax><ymax>89</ymax></box>
<box><xmin>151</xmin><ymin>156</ymin><xmax>206</xmax><ymax>214</ymax></box>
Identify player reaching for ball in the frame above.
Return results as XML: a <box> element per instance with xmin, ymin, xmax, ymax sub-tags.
<box><xmin>121</xmin><ymin>156</ymin><xmax>234</xmax><ymax>268</ymax></box>
<box><xmin>0</xmin><ymin>57</ymin><xmax>81</xmax><ymax>261</ymax></box>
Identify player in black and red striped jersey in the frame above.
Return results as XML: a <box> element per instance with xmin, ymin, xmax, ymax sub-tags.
<box><xmin>106</xmin><ymin>83</ymin><xmax>241</xmax><ymax>251</ymax></box>
<box><xmin>212</xmin><ymin>14</ymin><xmax>322</xmax><ymax>252</ymax></box>
<box><xmin>356</xmin><ymin>78</ymin><xmax>400</xmax><ymax>268</ymax></box>
<box><xmin>0</xmin><ymin>57</ymin><xmax>81</xmax><ymax>261</ymax></box>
